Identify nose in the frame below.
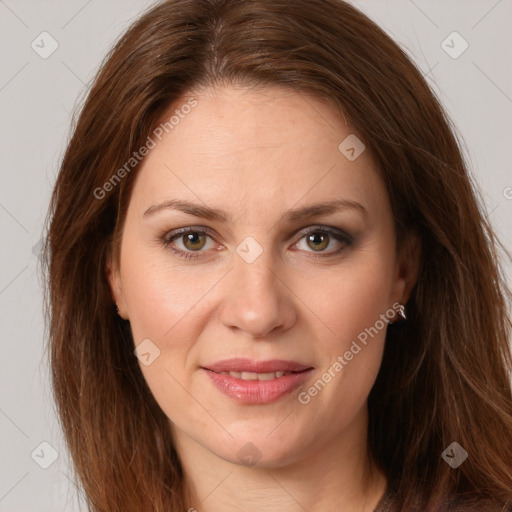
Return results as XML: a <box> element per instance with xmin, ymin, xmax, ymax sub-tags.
<box><xmin>218</xmin><ymin>248</ymin><xmax>297</xmax><ymax>339</ymax></box>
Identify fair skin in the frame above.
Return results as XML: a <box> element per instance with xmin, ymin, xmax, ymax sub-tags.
<box><xmin>108</xmin><ymin>85</ymin><xmax>419</xmax><ymax>512</ymax></box>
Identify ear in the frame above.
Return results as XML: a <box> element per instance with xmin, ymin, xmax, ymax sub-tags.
<box><xmin>391</xmin><ymin>231</ymin><xmax>421</xmax><ymax>309</ymax></box>
<box><xmin>105</xmin><ymin>247</ymin><xmax>129</xmax><ymax>320</ymax></box>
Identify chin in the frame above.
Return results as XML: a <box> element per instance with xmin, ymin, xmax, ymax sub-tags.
<box><xmin>207</xmin><ymin>428</ymin><xmax>312</xmax><ymax>469</ymax></box>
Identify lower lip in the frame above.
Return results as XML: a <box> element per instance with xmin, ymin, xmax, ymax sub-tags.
<box><xmin>203</xmin><ymin>369</ymin><xmax>313</xmax><ymax>404</ymax></box>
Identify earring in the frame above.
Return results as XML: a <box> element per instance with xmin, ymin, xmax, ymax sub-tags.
<box><xmin>390</xmin><ymin>303</ymin><xmax>407</xmax><ymax>325</ymax></box>
<box><xmin>113</xmin><ymin>302</ymin><xmax>119</xmax><ymax>314</ymax></box>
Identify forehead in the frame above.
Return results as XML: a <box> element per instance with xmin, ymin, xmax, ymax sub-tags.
<box><xmin>128</xmin><ymin>85</ymin><xmax>388</xmax><ymax>220</ymax></box>
<box><xmin>158</xmin><ymin>85</ymin><xmax>349</xmax><ymax>165</ymax></box>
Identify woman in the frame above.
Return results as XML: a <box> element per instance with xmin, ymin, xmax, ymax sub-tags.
<box><xmin>43</xmin><ymin>0</ymin><xmax>512</xmax><ymax>510</ymax></box>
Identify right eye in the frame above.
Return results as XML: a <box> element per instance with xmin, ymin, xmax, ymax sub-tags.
<box><xmin>161</xmin><ymin>227</ymin><xmax>220</xmax><ymax>260</ymax></box>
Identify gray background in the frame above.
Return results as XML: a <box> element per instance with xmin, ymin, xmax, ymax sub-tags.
<box><xmin>1</xmin><ymin>1</ymin><xmax>511</xmax><ymax>510</ymax></box>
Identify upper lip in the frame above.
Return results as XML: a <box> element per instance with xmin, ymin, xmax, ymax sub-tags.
<box><xmin>203</xmin><ymin>358</ymin><xmax>312</xmax><ymax>373</ymax></box>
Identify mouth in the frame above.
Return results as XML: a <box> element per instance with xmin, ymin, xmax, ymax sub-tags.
<box><xmin>201</xmin><ymin>358</ymin><xmax>314</xmax><ymax>404</ymax></box>
<box><xmin>202</xmin><ymin>358</ymin><xmax>312</xmax><ymax>374</ymax></box>
<box><xmin>207</xmin><ymin>369</ymin><xmax>301</xmax><ymax>381</ymax></box>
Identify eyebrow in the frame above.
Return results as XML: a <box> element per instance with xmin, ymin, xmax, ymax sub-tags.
<box><xmin>143</xmin><ymin>198</ymin><xmax>367</xmax><ymax>223</ymax></box>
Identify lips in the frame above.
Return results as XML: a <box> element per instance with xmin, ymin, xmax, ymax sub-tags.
<box><xmin>203</xmin><ymin>358</ymin><xmax>312</xmax><ymax>374</ymax></box>
<box><xmin>214</xmin><ymin>370</ymin><xmax>293</xmax><ymax>381</ymax></box>
<box><xmin>202</xmin><ymin>358</ymin><xmax>314</xmax><ymax>404</ymax></box>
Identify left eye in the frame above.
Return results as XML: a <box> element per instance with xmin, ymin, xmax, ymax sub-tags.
<box><xmin>293</xmin><ymin>228</ymin><xmax>351</xmax><ymax>255</ymax></box>
<box><xmin>162</xmin><ymin>226</ymin><xmax>351</xmax><ymax>260</ymax></box>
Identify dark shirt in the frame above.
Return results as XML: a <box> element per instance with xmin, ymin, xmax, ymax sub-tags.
<box><xmin>373</xmin><ymin>486</ymin><xmax>512</xmax><ymax>511</ymax></box>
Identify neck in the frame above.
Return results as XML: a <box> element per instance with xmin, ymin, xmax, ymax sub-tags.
<box><xmin>174</xmin><ymin>406</ymin><xmax>388</xmax><ymax>512</ymax></box>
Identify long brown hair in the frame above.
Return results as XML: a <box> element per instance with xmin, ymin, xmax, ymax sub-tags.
<box><xmin>43</xmin><ymin>0</ymin><xmax>512</xmax><ymax>510</ymax></box>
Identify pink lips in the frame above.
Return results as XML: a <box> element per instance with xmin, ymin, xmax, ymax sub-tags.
<box><xmin>204</xmin><ymin>358</ymin><xmax>311</xmax><ymax>373</ymax></box>
<box><xmin>202</xmin><ymin>358</ymin><xmax>313</xmax><ymax>405</ymax></box>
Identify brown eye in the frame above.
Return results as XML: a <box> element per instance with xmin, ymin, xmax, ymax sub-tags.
<box><xmin>181</xmin><ymin>232</ymin><xmax>207</xmax><ymax>251</ymax></box>
<box><xmin>306</xmin><ymin>232</ymin><xmax>330</xmax><ymax>251</ymax></box>
<box><xmin>294</xmin><ymin>226</ymin><xmax>353</xmax><ymax>257</ymax></box>
<box><xmin>162</xmin><ymin>228</ymin><xmax>218</xmax><ymax>260</ymax></box>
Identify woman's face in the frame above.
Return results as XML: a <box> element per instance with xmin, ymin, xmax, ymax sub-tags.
<box><xmin>108</xmin><ymin>85</ymin><xmax>414</xmax><ymax>468</ymax></box>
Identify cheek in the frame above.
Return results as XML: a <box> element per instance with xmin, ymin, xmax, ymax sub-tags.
<box><xmin>119</xmin><ymin>239</ymin><xmax>212</xmax><ymax>343</ymax></box>
<box><xmin>298</xmin><ymin>248</ymin><xmax>393</xmax><ymax>412</ymax></box>
<box><xmin>307</xmin><ymin>249</ymin><xmax>394</xmax><ymax>348</ymax></box>
<box><xmin>125</xmin><ymin>274</ymin><xmax>202</xmax><ymax>425</ymax></box>
<box><xmin>119</xmin><ymin>243</ymin><xmax>211</xmax><ymax>413</ymax></box>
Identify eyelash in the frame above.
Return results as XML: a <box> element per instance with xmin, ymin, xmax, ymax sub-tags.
<box><xmin>160</xmin><ymin>226</ymin><xmax>354</xmax><ymax>261</ymax></box>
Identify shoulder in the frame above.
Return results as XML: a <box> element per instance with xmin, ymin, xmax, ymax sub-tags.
<box><xmin>374</xmin><ymin>488</ymin><xmax>512</xmax><ymax>511</ymax></box>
